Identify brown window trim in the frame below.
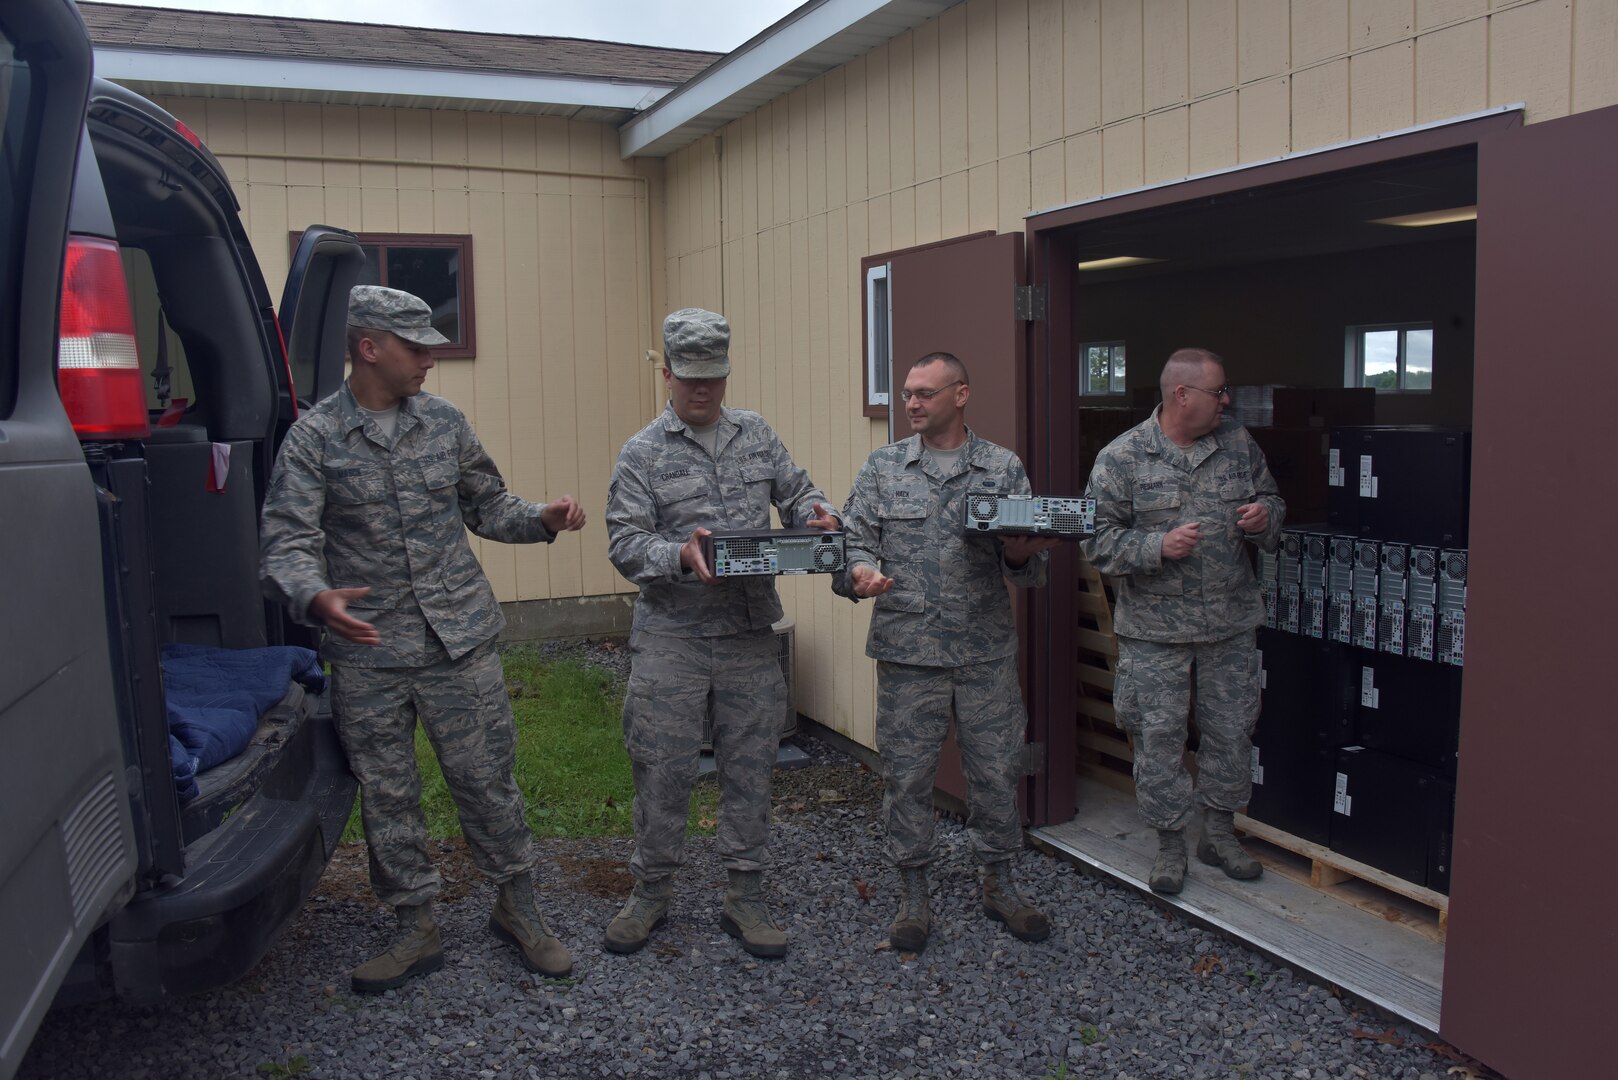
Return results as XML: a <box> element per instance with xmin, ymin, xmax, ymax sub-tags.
<box><xmin>861</xmin><ymin>230</ymin><xmax>994</xmax><ymax>420</ymax></box>
<box><xmin>288</xmin><ymin>231</ymin><xmax>477</xmax><ymax>358</ymax></box>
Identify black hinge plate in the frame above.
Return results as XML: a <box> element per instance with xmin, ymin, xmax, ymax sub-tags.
<box><xmin>1015</xmin><ymin>285</ymin><xmax>1046</xmax><ymax>322</ymax></box>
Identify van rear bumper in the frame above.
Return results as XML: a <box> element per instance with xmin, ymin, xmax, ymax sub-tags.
<box><xmin>102</xmin><ymin>704</ymin><xmax>355</xmax><ymax>1004</ymax></box>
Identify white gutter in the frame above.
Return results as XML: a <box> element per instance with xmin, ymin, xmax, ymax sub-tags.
<box><xmin>94</xmin><ymin>47</ymin><xmax>673</xmax><ymax>111</ymax></box>
<box><xmin>620</xmin><ymin>0</ymin><xmax>940</xmax><ymax>158</ymax></box>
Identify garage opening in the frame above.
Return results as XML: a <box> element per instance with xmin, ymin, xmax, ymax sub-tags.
<box><xmin>1021</xmin><ymin>118</ymin><xmax>1500</xmax><ymax>1034</ymax></box>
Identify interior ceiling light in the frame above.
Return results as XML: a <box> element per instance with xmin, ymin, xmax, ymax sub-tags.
<box><xmin>1370</xmin><ymin>205</ymin><xmax>1478</xmax><ymax>227</ymax></box>
<box><xmin>1076</xmin><ymin>255</ymin><xmax>1164</xmax><ymax>271</ymax></box>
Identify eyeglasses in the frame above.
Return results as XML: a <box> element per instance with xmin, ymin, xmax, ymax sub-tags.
<box><xmin>899</xmin><ymin>380</ymin><xmax>963</xmax><ymax>402</ymax></box>
<box><xmin>1182</xmin><ymin>384</ymin><xmax>1229</xmax><ymax>399</ymax></box>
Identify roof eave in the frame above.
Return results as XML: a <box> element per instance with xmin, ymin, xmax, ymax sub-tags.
<box><xmin>619</xmin><ymin>0</ymin><xmax>963</xmax><ymax>159</ymax></box>
<box><xmin>93</xmin><ymin>47</ymin><xmax>677</xmax><ymax>115</ymax></box>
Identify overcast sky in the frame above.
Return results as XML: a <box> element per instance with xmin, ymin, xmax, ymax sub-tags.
<box><xmin>111</xmin><ymin>0</ymin><xmax>809</xmax><ymax>52</ymax></box>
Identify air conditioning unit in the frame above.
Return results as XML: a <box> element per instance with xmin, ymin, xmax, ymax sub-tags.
<box><xmin>701</xmin><ymin>616</ymin><xmax>797</xmax><ymax>751</ymax></box>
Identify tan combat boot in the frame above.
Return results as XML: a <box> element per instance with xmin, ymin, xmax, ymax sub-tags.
<box><xmin>888</xmin><ymin>866</ymin><xmax>932</xmax><ymax>954</ymax></box>
<box><xmin>719</xmin><ymin>869</ymin><xmax>788</xmax><ymax>958</ymax></box>
<box><xmin>982</xmin><ymin>862</ymin><xmax>1050</xmax><ymax>943</ymax></box>
<box><xmin>1197</xmin><ymin>809</ymin><xmax>1262</xmax><ymax>880</ymax></box>
<box><xmin>1150</xmin><ymin>828</ymin><xmax>1187</xmax><ymax>895</ymax></box>
<box><xmin>603</xmin><ymin>876</ymin><xmax>672</xmax><ymax>955</ymax></box>
<box><xmin>351</xmin><ymin>902</ymin><xmax>443</xmax><ymax>994</ymax></box>
<box><xmin>490</xmin><ymin>873</ymin><xmax>573</xmax><ymax>977</ymax></box>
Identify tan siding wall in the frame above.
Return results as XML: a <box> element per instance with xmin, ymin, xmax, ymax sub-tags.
<box><xmin>656</xmin><ymin>0</ymin><xmax>1615</xmax><ymax>751</ymax></box>
<box><xmin>152</xmin><ymin>97</ymin><xmax>662</xmax><ymax>606</ymax></box>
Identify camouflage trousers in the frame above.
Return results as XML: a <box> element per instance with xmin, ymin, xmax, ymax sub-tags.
<box><xmin>331</xmin><ymin>638</ymin><xmax>534</xmax><ymax>908</ymax></box>
<box><xmin>1114</xmin><ymin>631</ymin><xmax>1261</xmax><ymax>831</ymax></box>
<box><xmin>875</xmin><ymin>656</ymin><xmax>1027</xmax><ymax>869</ymax></box>
<box><xmin>621</xmin><ymin>628</ymin><xmax>784</xmax><ymax>882</ymax></box>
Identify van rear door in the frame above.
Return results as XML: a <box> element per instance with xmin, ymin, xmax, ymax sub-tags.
<box><xmin>281</xmin><ymin>225</ymin><xmax>366</xmax><ymax>409</ymax></box>
<box><xmin>0</xmin><ymin>3</ymin><xmax>135</xmax><ymax>1075</ymax></box>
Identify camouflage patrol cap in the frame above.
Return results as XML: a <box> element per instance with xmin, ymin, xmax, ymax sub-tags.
<box><xmin>662</xmin><ymin>307</ymin><xmax>731</xmax><ymax>379</ymax></box>
<box><xmin>348</xmin><ymin>285</ymin><xmax>450</xmax><ymax>346</ymax></box>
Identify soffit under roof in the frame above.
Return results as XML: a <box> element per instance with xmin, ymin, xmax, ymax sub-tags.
<box><xmin>79</xmin><ymin>1</ymin><xmax>720</xmax><ymax>122</ymax></box>
<box><xmin>620</xmin><ymin>0</ymin><xmax>965</xmax><ymax>159</ymax></box>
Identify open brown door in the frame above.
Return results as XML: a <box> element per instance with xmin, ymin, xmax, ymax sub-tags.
<box><xmin>1440</xmin><ymin>104</ymin><xmax>1618</xmax><ymax>1079</ymax></box>
<box><xmin>887</xmin><ymin>231</ymin><xmax>1033</xmax><ymax>817</ymax></box>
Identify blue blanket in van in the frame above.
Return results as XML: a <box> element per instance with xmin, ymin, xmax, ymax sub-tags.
<box><xmin>161</xmin><ymin>644</ymin><xmax>326</xmax><ymax>803</ymax></box>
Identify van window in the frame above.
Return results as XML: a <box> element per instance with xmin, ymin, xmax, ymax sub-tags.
<box><xmin>1</xmin><ymin>30</ymin><xmax>33</xmax><ymax>417</ymax></box>
<box><xmin>121</xmin><ymin>247</ymin><xmax>195</xmax><ymax>411</ymax></box>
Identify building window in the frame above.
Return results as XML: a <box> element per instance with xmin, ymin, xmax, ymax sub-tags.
<box><xmin>293</xmin><ymin>232</ymin><xmax>475</xmax><ymax>357</ymax></box>
<box><xmin>864</xmin><ymin>262</ymin><xmax>892</xmax><ymax>411</ymax></box>
<box><xmin>1080</xmin><ymin>341</ymin><xmax>1127</xmax><ymax>396</ymax></box>
<box><xmin>1349</xmin><ymin>323</ymin><xmax>1432</xmax><ymax>392</ymax></box>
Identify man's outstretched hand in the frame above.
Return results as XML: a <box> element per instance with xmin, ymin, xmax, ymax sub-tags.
<box><xmin>310</xmin><ymin>587</ymin><xmax>380</xmax><ymax>645</ymax></box>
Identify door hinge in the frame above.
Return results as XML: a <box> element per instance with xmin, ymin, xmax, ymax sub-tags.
<box><xmin>1022</xmin><ymin>741</ymin><xmax>1046</xmax><ymax>775</ymax></box>
<box><xmin>1015</xmin><ymin>285</ymin><xmax>1046</xmax><ymax>322</ymax></box>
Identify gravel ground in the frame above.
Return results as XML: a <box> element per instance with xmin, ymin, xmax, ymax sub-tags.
<box><xmin>20</xmin><ymin>642</ymin><xmax>1490</xmax><ymax>1080</ymax></box>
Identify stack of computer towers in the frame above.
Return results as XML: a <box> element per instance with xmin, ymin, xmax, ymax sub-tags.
<box><xmin>1326</xmin><ymin>427</ymin><xmax>1468</xmax><ymax>892</ymax></box>
<box><xmin>1247</xmin><ymin>426</ymin><xmax>1469</xmax><ymax>894</ymax></box>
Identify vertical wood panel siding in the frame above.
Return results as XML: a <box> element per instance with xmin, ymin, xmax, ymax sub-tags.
<box><xmin>657</xmin><ymin>0</ymin><xmax>1611</xmax><ymax>751</ymax></box>
<box><xmin>156</xmin><ymin>97</ymin><xmax>658</xmax><ymax>606</ymax></box>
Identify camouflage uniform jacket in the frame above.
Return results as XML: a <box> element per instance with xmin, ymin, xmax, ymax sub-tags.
<box><xmin>1081</xmin><ymin>405</ymin><xmax>1285</xmax><ymax>643</ymax></box>
<box><xmin>605</xmin><ymin>403</ymin><xmax>832</xmax><ymax>636</ymax></box>
<box><xmin>260</xmin><ymin>382</ymin><xmax>554</xmax><ymax>668</ymax></box>
<box><xmin>837</xmin><ymin>430</ymin><xmax>1048</xmax><ymax>667</ymax></box>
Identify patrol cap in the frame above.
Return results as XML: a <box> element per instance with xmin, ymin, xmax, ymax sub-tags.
<box><xmin>348</xmin><ymin>285</ymin><xmax>450</xmax><ymax>346</ymax></box>
<box><xmin>662</xmin><ymin>307</ymin><xmax>731</xmax><ymax>379</ymax></box>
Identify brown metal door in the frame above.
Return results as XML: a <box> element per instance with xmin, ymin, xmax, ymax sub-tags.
<box><xmin>1440</xmin><ymin>103</ymin><xmax>1618</xmax><ymax>1079</ymax></box>
<box><xmin>887</xmin><ymin>232</ymin><xmax>1031</xmax><ymax>817</ymax></box>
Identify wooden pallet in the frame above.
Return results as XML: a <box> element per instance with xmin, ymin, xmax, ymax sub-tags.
<box><xmin>1234</xmin><ymin>813</ymin><xmax>1449</xmax><ymax>941</ymax></box>
<box><xmin>1072</xmin><ymin>558</ymin><xmax>1133</xmax><ymax>787</ymax></box>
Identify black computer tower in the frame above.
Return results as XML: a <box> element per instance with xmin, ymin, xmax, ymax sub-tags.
<box><xmin>1278</xmin><ymin>530</ymin><xmax>1304</xmax><ymax>635</ymax></box>
<box><xmin>1249</xmin><ymin>629</ymin><xmax>1353</xmax><ymax>844</ymax></box>
<box><xmin>1347</xmin><ymin>646</ymin><xmax>1464</xmax><ymax>775</ymax></box>
<box><xmin>1327</xmin><ymin>427</ymin><xmax>1470</xmax><ymax>548</ymax></box>
<box><xmin>1326</xmin><ymin>535</ymin><xmax>1356</xmax><ymax>645</ymax></box>
<box><xmin>1300</xmin><ymin>532</ymin><xmax>1329</xmax><ymax>639</ymax></box>
<box><xmin>1437</xmin><ymin>548</ymin><xmax>1468</xmax><ymax>666</ymax></box>
<box><xmin>1331</xmin><ymin>747</ymin><xmax>1451</xmax><ymax>888</ymax></box>
<box><xmin>1257</xmin><ymin>546</ymin><xmax>1280</xmax><ymax>630</ymax></box>
<box><xmin>1377</xmin><ymin>542</ymin><xmax>1409</xmax><ymax>656</ymax></box>
<box><xmin>1351</xmin><ymin>540</ymin><xmax>1380</xmax><ymax>651</ymax></box>
<box><xmin>1405</xmin><ymin>545</ymin><xmax>1440</xmax><ymax>662</ymax></box>
<box><xmin>1428</xmin><ymin>776</ymin><xmax>1456</xmax><ymax>895</ymax></box>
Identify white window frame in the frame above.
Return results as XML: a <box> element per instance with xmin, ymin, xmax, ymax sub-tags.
<box><xmin>1345</xmin><ymin>322</ymin><xmax>1434</xmax><ymax>393</ymax></box>
<box><xmin>1080</xmin><ymin>340</ymin><xmax>1128</xmax><ymax>396</ymax></box>
<box><xmin>864</xmin><ymin>262</ymin><xmax>891</xmax><ymax>408</ymax></box>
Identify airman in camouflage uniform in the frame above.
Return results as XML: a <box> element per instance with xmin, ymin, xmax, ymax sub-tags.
<box><xmin>836</xmin><ymin>352</ymin><xmax>1059</xmax><ymax>954</ymax></box>
<box><xmin>1081</xmin><ymin>347</ymin><xmax>1285</xmax><ymax>896</ymax></box>
<box><xmin>602</xmin><ymin>307</ymin><xmax>839</xmax><ymax>959</ymax></box>
<box><xmin>260</xmin><ymin>286</ymin><xmax>587</xmax><ymax>992</ymax></box>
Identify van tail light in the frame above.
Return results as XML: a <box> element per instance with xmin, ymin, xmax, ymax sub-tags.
<box><xmin>58</xmin><ymin>235</ymin><xmax>151</xmax><ymax>441</ymax></box>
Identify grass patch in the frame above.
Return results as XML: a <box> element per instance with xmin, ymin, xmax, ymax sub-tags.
<box><xmin>340</xmin><ymin>649</ymin><xmax>718</xmax><ymax>843</ymax></box>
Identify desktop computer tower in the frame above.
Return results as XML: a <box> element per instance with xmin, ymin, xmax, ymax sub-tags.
<box><xmin>1437</xmin><ymin>548</ymin><xmax>1468</xmax><ymax>666</ymax></box>
<box><xmin>1377</xmin><ymin>542</ymin><xmax>1409</xmax><ymax>656</ymax></box>
<box><xmin>1300</xmin><ymin>533</ymin><xmax>1329</xmax><ymax>640</ymax></box>
<box><xmin>1348</xmin><ymin>646</ymin><xmax>1464</xmax><ymax>775</ymax></box>
<box><xmin>1278</xmin><ymin>530</ymin><xmax>1304</xmax><ymax>636</ymax></box>
<box><xmin>1326</xmin><ymin>535</ymin><xmax>1356</xmax><ymax>645</ymax></box>
<box><xmin>1331</xmin><ymin>747</ymin><xmax>1453</xmax><ymax>888</ymax></box>
<box><xmin>1257</xmin><ymin>546</ymin><xmax>1280</xmax><ymax>631</ymax></box>
<box><xmin>1351</xmin><ymin>540</ymin><xmax>1380</xmax><ymax>651</ymax></box>
<box><xmin>1327</xmin><ymin>427</ymin><xmax>1470</xmax><ymax>548</ymax></box>
<box><xmin>1249</xmin><ymin>629</ymin><xmax>1353</xmax><ymax>845</ymax></box>
<box><xmin>1405</xmin><ymin>545</ymin><xmax>1440</xmax><ymax>662</ymax></box>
